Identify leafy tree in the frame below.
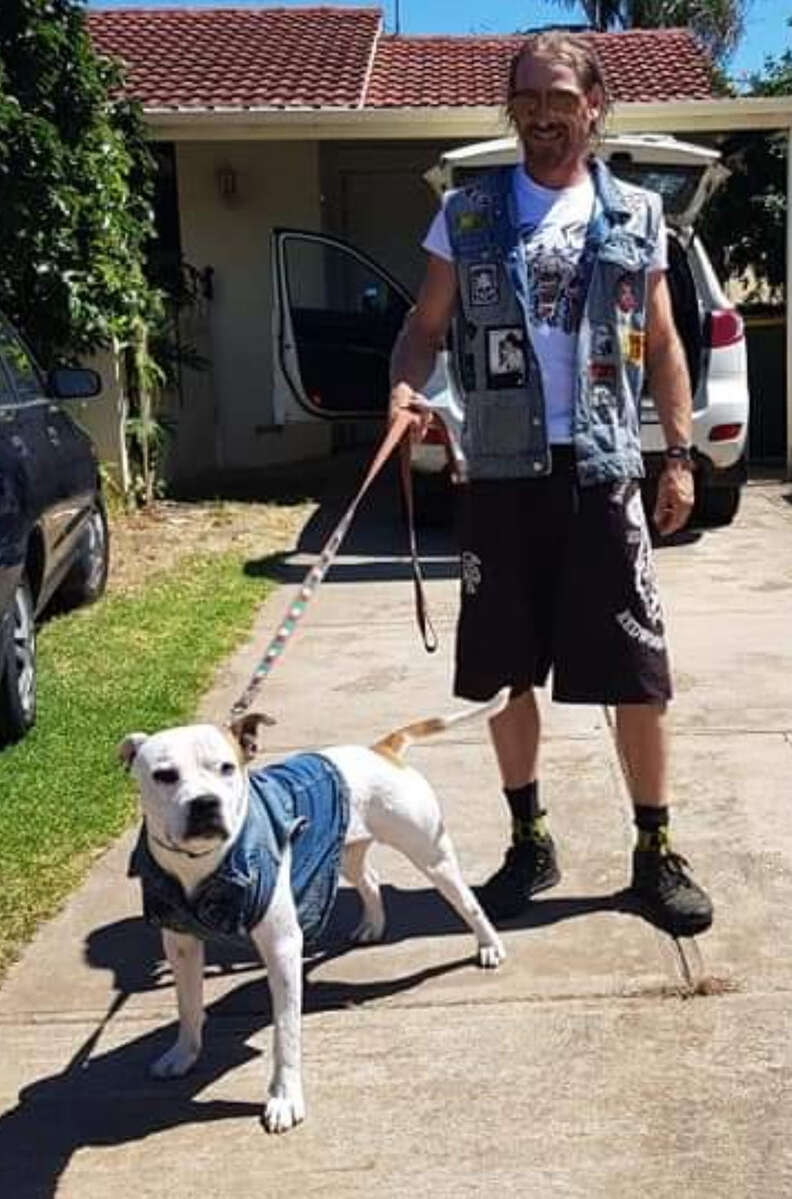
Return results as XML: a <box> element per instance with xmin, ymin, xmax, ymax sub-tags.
<box><xmin>0</xmin><ymin>0</ymin><xmax>160</xmax><ymax>365</ymax></box>
<box><xmin>550</xmin><ymin>0</ymin><xmax>746</xmax><ymax>62</ymax></box>
<box><xmin>699</xmin><ymin>36</ymin><xmax>792</xmax><ymax>300</ymax></box>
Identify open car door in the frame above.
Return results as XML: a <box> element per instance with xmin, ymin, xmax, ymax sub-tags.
<box><xmin>271</xmin><ymin>229</ymin><xmax>413</xmax><ymax>426</ymax></box>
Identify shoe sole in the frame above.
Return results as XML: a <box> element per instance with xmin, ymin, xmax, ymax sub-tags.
<box><xmin>476</xmin><ymin>865</ymin><xmax>561</xmax><ymax>923</ymax></box>
<box><xmin>631</xmin><ymin>893</ymin><xmax>713</xmax><ymax>938</ymax></box>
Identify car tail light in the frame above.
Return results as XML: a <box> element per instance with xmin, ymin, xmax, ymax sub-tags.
<box><xmin>709</xmin><ymin>423</ymin><xmax>743</xmax><ymax>442</ymax></box>
<box><xmin>705</xmin><ymin>309</ymin><xmax>744</xmax><ymax>349</ymax></box>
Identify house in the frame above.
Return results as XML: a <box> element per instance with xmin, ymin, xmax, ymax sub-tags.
<box><xmin>85</xmin><ymin>7</ymin><xmax>792</xmax><ymax>487</ymax></box>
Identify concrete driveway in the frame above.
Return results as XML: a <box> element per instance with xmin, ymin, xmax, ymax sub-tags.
<box><xmin>0</xmin><ymin>467</ymin><xmax>791</xmax><ymax>1197</ymax></box>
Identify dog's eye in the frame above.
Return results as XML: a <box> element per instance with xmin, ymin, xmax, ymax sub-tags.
<box><xmin>219</xmin><ymin>762</ymin><xmax>237</xmax><ymax>778</ymax></box>
<box><xmin>152</xmin><ymin>767</ymin><xmax>180</xmax><ymax>786</ymax></box>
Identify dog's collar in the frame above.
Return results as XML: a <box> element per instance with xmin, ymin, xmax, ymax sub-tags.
<box><xmin>148</xmin><ymin>832</ymin><xmax>219</xmax><ymax>860</ymax></box>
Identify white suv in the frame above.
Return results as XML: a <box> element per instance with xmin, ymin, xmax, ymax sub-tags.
<box><xmin>272</xmin><ymin>133</ymin><xmax>748</xmax><ymax>527</ymax></box>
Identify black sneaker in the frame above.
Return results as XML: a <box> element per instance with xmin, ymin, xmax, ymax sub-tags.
<box><xmin>630</xmin><ymin>848</ymin><xmax>713</xmax><ymax>937</ymax></box>
<box><xmin>476</xmin><ymin>836</ymin><xmax>560</xmax><ymax>922</ymax></box>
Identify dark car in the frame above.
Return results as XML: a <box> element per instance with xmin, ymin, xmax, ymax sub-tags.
<box><xmin>0</xmin><ymin>310</ymin><xmax>109</xmax><ymax>745</ymax></box>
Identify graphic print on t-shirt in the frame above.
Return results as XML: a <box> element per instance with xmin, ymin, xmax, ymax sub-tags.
<box><xmin>521</xmin><ymin>219</ymin><xmax>590</xmax><ymax>336</ymax></box>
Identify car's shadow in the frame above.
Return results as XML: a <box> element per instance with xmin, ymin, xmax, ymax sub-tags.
<box><xmin>0</xmin><ymin>881</ymin><xmax>641</xmax><ymax>1197</ymax></box>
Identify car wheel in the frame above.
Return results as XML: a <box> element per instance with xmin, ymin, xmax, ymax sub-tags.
<box><xmin>56</xmin><ymin>498</ymin><xmax>109</xmax><ymax>610</ymax></box>
<box><xmin>695</xmin><ymin>486</ymin><xmax>741</xmax><ymax>528</ymax></box>
<box><xmin>0</xmin><ymin>575</ymin><xmax>36</xmax><ymax>743</ymax></box>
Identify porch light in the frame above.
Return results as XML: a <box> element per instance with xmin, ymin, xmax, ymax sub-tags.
<box><xmin>216</xmin><ymin>164</ymin><xmax>238</xmax><ymax>201</ymax></box>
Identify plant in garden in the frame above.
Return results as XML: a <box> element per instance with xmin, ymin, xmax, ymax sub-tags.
<box><xmin>0</xmin><ymin>0</ymin><xmax>168</xmax><ymax>500</ymax></box>
<box><xmin>699</xmin><ymin>27</ymin><xmax>792</xmax><ymax>301</ymax></box>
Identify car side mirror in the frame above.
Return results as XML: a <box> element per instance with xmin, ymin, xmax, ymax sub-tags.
<box><xmin>48</xmin><ymin>367</ymin><xmax>102</xmax><ymax>400</ymax></box>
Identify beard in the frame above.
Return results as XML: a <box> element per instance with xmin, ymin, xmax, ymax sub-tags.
<box><xmin>521</xmin><ymin>122</ymin><xmax>588</xmax><ymax>176</ymax></box>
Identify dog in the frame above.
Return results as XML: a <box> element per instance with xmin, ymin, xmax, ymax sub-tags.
<box><xmin>120</xmin><ymin>701</ymin><xmax>506</xmax><ymax>1134</ymax></box>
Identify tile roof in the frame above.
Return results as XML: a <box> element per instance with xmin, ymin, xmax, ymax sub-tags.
<box><xmin>86</xmin><ymin>8</ymin><xmax>714</xmax><ymax>112</ymax></box>
<box><xmin>86</xmin><ymin>7</ymin><xmax>382</xmax><ymax>109</ymax></box>
<box><xmin>367</xmin><ymin>30</ymin><xmax>715</xmax><ymax>107</ymax></box>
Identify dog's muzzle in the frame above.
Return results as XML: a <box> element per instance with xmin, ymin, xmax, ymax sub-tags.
<box><xmin>185</xmin><ymin>794</ymin><xmax>228</xmax><ymax>841</ymax></box>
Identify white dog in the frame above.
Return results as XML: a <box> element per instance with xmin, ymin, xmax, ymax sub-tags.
<box><xmin>120</xmin><ymin>704</ymin><xmax>505</xmax><ymax>1134</ymax></box>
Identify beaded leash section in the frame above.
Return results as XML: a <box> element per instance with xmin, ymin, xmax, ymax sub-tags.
<box><xmin>229</xmin><ymin>412</ymin><xmax>436</xmax><ymax>718</ymax></box>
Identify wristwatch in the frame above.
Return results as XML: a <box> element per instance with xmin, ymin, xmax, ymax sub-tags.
<box><xmin>664</xmin><ymin>445</ymin><xmax>694</xmax><ymax>467</ymax></box>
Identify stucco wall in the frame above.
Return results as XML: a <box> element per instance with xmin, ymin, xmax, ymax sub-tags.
<box><xmin>175</xmin><ymin>140</ymin><xmax>329</xmax><ymax>481</ymax></box>
<box><xmin>320</xmin><ymin>139</ymin><xmax>465</xmax><ymax>296</ymax></box>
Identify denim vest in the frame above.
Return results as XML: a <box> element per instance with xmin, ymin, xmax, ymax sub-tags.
<box><xmin>129</xmin><ymin>753</ymin><xmax>349</xmax><ymax>949</ymax></box>
<box><xmin>444</xmin><ymin>158</ymin><xmax>662</xmax><ymax>486</ymax></box>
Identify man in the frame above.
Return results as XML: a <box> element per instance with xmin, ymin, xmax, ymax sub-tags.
<box><xmin>388</xmin><ymin>32</ymin><xmax>712</xmax><ymax>937</ymax></box>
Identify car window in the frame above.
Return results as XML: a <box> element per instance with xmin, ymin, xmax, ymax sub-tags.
<box><xmin>0</xmin><ymin>357</ymin><xmax>16</xmax><ymax>407</ymax></box>
<box><xmin>279</xmin><ymin>236</ymin><xmax>410</xmax><ymax>415</ymax></box>
<box><xmin>0</xmin><ymin>314</ymin><xmax>44</xmax><ymax>402</ymax></box>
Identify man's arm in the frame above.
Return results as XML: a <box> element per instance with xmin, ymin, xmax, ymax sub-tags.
<box><xmin>388</xmin><ymin>254</ymin><xmax>458</xmax><ymax>436</ymax></box>
<box><xmin>644</xmin><ymin>271</ymin><xmax>694</xmax><ymax>536</ymax></box>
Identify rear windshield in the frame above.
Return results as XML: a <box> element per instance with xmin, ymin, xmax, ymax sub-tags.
<box><xmin>450</xmin><ymin>160</ymin><xmax>704</xmax><ymax>220</ymax></box>
<box><xmin>602</xmin><ymin>159</ymin><xmax>703</xmax><ymax>218</ymax></box>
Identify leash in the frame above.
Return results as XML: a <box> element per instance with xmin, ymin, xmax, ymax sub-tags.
<box><xmin>229</xmin><ymin>410</ymin><xmax>437</xmax><ymax>719</ymax></box>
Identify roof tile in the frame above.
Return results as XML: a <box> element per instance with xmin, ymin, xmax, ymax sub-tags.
<box><xmin>366</xmin><ymin>30</ymin><xmax>714</xmax><ymax>107</ymax></box>
<box><xmin>87</xmin><ymin>7</ymin><xmax>382</xmax><ymax>110</ymax></box>
<box><xmin>86</xmin><ymin>9</ymin><xmax>714</xmax><ymax>111</ymax></box>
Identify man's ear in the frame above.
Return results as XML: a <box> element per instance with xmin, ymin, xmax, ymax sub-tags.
<box><xmin>118</xmin><ymin>733</ymin><xmax>148</xmax><ymax>770</ymax></box>
<box><xmin>586</xmin><ymin>83</ymin><xmax>604</xmax><ymax>136</ymax></box>
<box><xmin>228</xmin><ymin>712</ymin><xmax>276</xmax><ymax>763</ymax></box>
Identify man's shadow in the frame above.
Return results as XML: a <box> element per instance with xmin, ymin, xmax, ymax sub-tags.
<box><xmin>0</xmin><ymin>882</ymin><xmax>629</xmax><ymax>1197</ymax></box>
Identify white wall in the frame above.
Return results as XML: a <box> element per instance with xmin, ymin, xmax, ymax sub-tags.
<box><xmin>175</xmin><ymin>140</ymin><xmax>329</xmax><ymax>480</ymax></box>
<box><xmin>63</xmin><ymin>346</ymin><xmax>129</xmax><ymax>495</ymax></box>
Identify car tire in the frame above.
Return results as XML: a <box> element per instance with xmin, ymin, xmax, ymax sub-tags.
<box><xmin>0</xmin><ymin>574</ymin><xmax>37</xmax><ymax>744</ymax></box>
<box><xmin>695</xmin><ymin>485</ymin><xmax>741</xmax><ymax>528</ymax></box>
<box><xmin>56</xmin><ymin>498</ymin><xmax>109</xmax><ymax>610</ymax></box>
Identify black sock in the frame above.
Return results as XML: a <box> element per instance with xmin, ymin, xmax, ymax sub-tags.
<box><xmin>634</xmin><ymin>804</ymin><xmax>670</xmax><ymax>852</ymax></box>
<box><xmin>504</xmin><ymin>782</ymin><xmax>548</xmax><ymax>844</ymax></box>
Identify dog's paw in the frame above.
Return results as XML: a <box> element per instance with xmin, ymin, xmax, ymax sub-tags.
<box><xmin>149</xmin><ymin>1041</ymin><xmax>201</xmax><ymax>1079</ymax></box>
<box><xmin>350</xmin><ymin>915</ymin><xmax>385</xmax><ymax>945</ymax></box>
<box><xmin>262</xmin><ymin>1090</ymin><xmax>305</xmax><ymax>1134</ymax></box>
<box><xmin>477</xmin><ymin>937</ymin><xmax>506</xmax><ymax>969</ymax></box>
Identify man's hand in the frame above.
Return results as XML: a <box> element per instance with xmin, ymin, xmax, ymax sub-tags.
<box><xmin>388</xmin><ymin>381</ymin><xmax>433</xmax><ymax>442</ymax></box>
<box><xmin>653</xmin><ymin>460</ymin><xmax>694</xmax><ymax>537</ymax></box>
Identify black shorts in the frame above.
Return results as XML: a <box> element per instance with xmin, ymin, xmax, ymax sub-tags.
<box><xmin>453</xmin><ymin>450</ymin><xmax>673</xmax><ymax>705</ymax></box>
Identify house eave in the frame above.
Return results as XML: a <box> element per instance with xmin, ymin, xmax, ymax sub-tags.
<box><xmin>143</xmin><ymin>96</ymin><xmax>792</xmax><ymax>142</ymax></box>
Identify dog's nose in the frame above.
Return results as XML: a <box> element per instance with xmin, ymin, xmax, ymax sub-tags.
<box><xmin>185</xmin><ymin>794</ymin><xmax>225</xmax><ymax>839</ymax></box>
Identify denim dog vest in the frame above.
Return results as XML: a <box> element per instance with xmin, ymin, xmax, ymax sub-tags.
<box><xmin>129</xmin><ymin>752</ymin><xmax>349</xmax><ymax>948</ymax></box>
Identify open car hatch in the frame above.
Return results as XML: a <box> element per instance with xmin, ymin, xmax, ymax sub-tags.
<box><xmin>424</xmin><ymin>133</ymin><xmax>729</xmax><ymax>231</ymax></box>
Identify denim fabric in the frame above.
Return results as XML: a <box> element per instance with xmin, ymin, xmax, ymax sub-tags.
<box><xmin>444</xmin><ymin>158</ymin><xmax>661</xmax><ymax>486</ymax></box>
<box><xmin>129</xmin><ymin>753</ymin><xmax>350</xmax><ymax>949</ymax></box>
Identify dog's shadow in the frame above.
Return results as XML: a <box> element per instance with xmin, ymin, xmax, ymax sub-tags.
<box><xmin>0</xmin><ymin>882</ymin><xmax>628</xmax><ymax>1197</ymax></box>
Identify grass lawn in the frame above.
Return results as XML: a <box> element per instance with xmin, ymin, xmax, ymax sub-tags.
<box><xmin>0</xmin><ymin>551</ymin><xmax>275</xmax><ymax>977</ymax></box>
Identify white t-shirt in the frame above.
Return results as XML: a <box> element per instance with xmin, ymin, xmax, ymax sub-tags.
<box><xmin>423</xmin><ymin>165</ymin><xmax>667</xmax><ymax>443</ymax></box>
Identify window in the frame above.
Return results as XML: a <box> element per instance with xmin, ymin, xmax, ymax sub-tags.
<box><xmin>0</xmin><ymin>315</ymin><xmax>43</xmax><ymax>403</ymax></box>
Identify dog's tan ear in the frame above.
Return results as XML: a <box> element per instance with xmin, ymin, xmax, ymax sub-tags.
<box><xmin>118</xmin><ymin>733</ymin><xmax>148</xmax><ymax>770</ymax></box>
<box><xmin>228</xmin><ymin>712</ymin><xmax>275</xmax><ymax>762</ymax></box>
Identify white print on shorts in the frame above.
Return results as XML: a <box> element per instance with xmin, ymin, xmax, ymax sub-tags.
<box><xmin>461</xmin><ymin>551</ymin><xmax>482</xmax><ymax>596</ymax></box>
<box><xmin>614</xmin><ymin>486</ymin><xmax>665</xmax><ymax>649</ymax></box>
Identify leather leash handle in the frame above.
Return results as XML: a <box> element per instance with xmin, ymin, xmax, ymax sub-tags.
<box><xmin>229</xmin><ymin>409</ymin><xmax>436</xmax><ymax>719</ymax></box>
<box><xmin>399</xmin><ymin>434</ymin><xmax>438</xmax><ymax>654</ymax></box>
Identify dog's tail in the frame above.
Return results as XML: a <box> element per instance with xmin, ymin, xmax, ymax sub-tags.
<box><xmin>371</xmin><ymin>691</ymin><xmax>508</xmax><ymax>762</ymax></box>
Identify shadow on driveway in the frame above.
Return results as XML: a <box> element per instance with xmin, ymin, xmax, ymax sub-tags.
<box><xmin>0</xmin><ymin>881</ymin><xmax>634</xmax><ymax>1197</ymax></box>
